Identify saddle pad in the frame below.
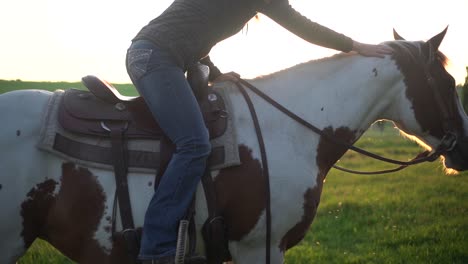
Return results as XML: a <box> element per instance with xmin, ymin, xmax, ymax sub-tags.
<box><xmin>37</xmin><ymin>89</ymin><xmax>240</xmax><ymax>173</ymax></box>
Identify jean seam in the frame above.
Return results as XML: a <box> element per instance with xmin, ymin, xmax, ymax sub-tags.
<box><xmin>138</xmin><ymin>249</ymin><xmax>176</xmax><ymax>260</ymax></box>
<box><xmin>127</xmin><ymin>49</ymin><xmax>153</xmax><ymax>81</ymax></box>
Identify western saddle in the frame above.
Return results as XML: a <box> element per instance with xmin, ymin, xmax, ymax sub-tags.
<box><xmin>57</xmin><ymin>63</ymin><xmax>230</xmax><ymax>263</ymax></box>
<box><xmin>59</xmin><ymin>64</ymin><xmax>227</xmax><ymax>140</ymax></box>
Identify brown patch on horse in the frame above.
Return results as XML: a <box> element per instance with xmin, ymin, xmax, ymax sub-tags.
<box><xmin>214</xmin><ymin>145</ymin><xmax>266</xmax><ymax>241</ymax></box>
<box><xmin>388</xmin><ymin>41</ymin><xmax>462</xmax><ymax>138</ymax></box>
<box><xmin>280</xmin><ymin>126</ymin><xmax>356</xmax><ymax>251</ymax></box>
<box><xmin>21</xmin><ymin>179</ymin><xmax>58</xmax><ymax>248</ymax></box>
<box><xmin>20</xmin><ymin>163</ymin><xmax>136</xmax><ymax>263</ymax></box>
<box><xmin>316</xmin><ymin>127</ymin><xmax>357</xmax><ymax>175</ymax></box>
<box><xmin>279</xmin><ymin>188</ymin><xmax>319</xmax><ymax>251</ymax></box>
<box><xmin>43</xmin><ymin>163</ymin><xmax>110</xmax><ymax>263</ymax></box>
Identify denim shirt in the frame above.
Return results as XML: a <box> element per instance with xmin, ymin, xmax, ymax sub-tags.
<box><xmin>133</xmin><ymin>0</ymin><xmax>353</xmax><ymax>69</ymax></box>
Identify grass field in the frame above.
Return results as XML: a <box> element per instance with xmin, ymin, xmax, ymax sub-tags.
<box><xmin>1</xmin><ymin>80</ymin><xmax>467</xmax><ymax>263</ymax></box>
<box><xmin>0</xmin><ymin>79</ymin><xmax>137</xmax><ymax>95</ymax></box>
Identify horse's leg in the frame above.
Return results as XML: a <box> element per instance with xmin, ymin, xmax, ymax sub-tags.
<box><xmin>0</xmin><ymin>90</ymin><xmax>54</xmax><ymax>263</ymax></box>
<box><xmin>229</xmin><ymin>241</ymin><xmax>284</xmax><ymax>264</ymax></box>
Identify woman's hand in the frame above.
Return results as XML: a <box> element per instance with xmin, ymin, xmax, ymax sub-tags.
<box><xmin>352</xmin><ymin>41</ymin><xmax>393</xmax><ymax>58</ymax></box>
<box><xmin>212</xmin><ymin>71</ymin><xmax>241</xmax><ymax>83</ymax></box>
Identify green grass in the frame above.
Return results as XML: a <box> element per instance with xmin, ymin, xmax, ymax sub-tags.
<box><xmin>1</xmin><ymin>80</ymin><xmax>466</xmax><ymax>264</ymax></box>
<box><xmin>0</xmin><ymin>79</ymin><xmax>137</xmax><ymax>96</ymax></box>
<box><xmin>18</xmin><ymin>241</ymin><xmax>75</xmax><ymax>264</ymax></box>
<box><xmin>286</xmin><ymin>127</ymin><xmax>468</xmax><ymax>263</ymax></box>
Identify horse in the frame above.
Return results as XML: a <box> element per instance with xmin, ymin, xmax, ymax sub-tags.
<box><xmin>0</xmin><ymin>28</ymin><xmax>467</xmax><ymax>264</ymax></box>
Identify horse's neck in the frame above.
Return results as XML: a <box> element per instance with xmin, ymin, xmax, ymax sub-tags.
<box><xmin>249</xmin><ymin>55</ymin><xmax>402</xmax><ymax>136</ymax></box>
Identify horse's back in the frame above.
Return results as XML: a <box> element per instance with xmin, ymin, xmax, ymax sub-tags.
<box><xmin>0</xmin><ymin>89</ymin><xmax>52</xmax><ymax>110</ymax></box>
<box><xmin>0</xmin><ymin>89</ymin><xmax>52</xmax><ymax>131</ymax></box>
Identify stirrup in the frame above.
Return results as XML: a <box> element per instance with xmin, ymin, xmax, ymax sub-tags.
<box><xmin>122</xmin><ymin>228</ymin><xmax>141</xmax><ymax>263</ymax></box>
<box><xmin>175</xmin><ymin>220</ymin><xmax>190</xmax><ymax>264</ymax></box>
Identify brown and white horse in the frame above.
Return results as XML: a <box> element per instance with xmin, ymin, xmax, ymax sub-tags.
<box><xmin>0</xmin><ymin>29</ymin><xmax>467</xmax><ymax>264</ymax></box>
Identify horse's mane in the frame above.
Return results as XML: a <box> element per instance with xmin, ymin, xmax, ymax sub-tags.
<box><xmin>384</xmin><ymin>40</ymin><xmax>449</xmax><ymax>67</ymax></box>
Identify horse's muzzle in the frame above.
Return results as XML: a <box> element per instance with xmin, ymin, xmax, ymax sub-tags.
<box><xmin>444</xmin><ymin>136</ymin><xmax>468</xmax><ymax>171</ymax></box>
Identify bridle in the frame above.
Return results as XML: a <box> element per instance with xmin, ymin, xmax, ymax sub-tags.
<box><xmin>423</xmin><ymin>43</ymin><xmax>459</xmax><ymax>145</ymax></box>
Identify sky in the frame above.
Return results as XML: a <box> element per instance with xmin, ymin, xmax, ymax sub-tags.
<box><xmin>0</xmin><ymin>0</ymin><xmax>467</xmax><ymax>85</ymax></box>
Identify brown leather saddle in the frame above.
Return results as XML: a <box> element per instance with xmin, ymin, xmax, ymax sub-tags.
<box><xmin>59</xmin><ymin>65</ymin><xmax>227</xmax><ymax>140</ymax></box>
<box><xmin>56</xmin><ymin>64</ymin><xmax>231</xmax><ymax>263</ymax></box>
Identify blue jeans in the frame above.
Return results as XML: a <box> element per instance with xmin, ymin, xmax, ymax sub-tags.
<box><xmin>126</xmin><ymin>40</ymin><xmax>211</xmax><ymax>259</ymax></box>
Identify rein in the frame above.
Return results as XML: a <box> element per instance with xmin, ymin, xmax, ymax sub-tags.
<box><xmin>235</xmin><ymin>77</ymin><xmax>455</xmax><ymax>174</ymax></box>
<box><xmin>235</xmin><ymin>82</ymin><xmax>272</xmax><ymax>264</ymax></box>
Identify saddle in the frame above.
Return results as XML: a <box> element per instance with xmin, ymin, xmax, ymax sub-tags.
<box><xmin>57</xmin><ymin>63</ymin><xmax>230</xmax><ymax>264</ymax></box>
<box><xmin>59</xmin><ymin>65</ymin><xmax>227</xmax><ymax>140</ymax></box>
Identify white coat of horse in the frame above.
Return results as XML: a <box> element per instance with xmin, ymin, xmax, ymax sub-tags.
<box><xmin>0</xmin><ymin>29</ymin><xmax>467</xmax><ymax>264</ymax></box>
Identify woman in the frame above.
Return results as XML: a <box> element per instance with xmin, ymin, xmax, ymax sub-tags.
<box><xmin>126</xmin><ymin>0</ymin><xmax>392</xmax><ymax>263</ymax></box>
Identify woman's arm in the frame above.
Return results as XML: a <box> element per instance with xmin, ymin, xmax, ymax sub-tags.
<box><xmin>200</xmin><ymin>56</ymin><xmax>223</xmax><ymax>81</ymax></box>
<box><xmin>261</xmin><ymin>1</ymin><xmax>353</xmax><ymax>52</ymax></box>
<box><xmin>261</xmin><ymin>1</ymin><xmax>393</xmax><ymax>57</ymax></box>
<box><xmin>200</xmin><ymin>56</ymin><xmax>241</xmax><ymax>83</ymax></box>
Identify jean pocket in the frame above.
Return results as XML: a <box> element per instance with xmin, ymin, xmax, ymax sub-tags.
<box><xmin>126</xmin><ymin>48</ymin><xmax>153</xmax><ymax>81</ymax></box>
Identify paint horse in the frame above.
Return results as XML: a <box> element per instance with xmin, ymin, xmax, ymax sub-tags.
<box><xmin>1</xmin><ymin>28</ymin><xmax>467</xmax><ymax>264</ymax></box>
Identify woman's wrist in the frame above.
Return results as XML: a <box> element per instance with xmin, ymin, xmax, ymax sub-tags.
<box><xmin>352</xmin><ymin>41</ymin><xmax>362</xmax><ymax>52</ymax></box>
<box><xmin>351</xmin><ymin>40</ymin><xmax>393</xmax><ymax>58</ymax></box>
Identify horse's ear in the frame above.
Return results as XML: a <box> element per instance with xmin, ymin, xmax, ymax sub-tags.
<box><xmin>393</xmin><ymin>29</ymin><xmax>405</xmax><ymax>40</ymax></box>
<box><xmin>427</xmin><ymin>26</ymin><xmax>448</xmax><ymax>51</ymax></box>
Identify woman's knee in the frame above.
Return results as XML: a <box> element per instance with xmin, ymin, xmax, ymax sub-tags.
<box><xmin>176</xmin><ymin>132</ymin><xmax>211</xmax><ymax>158</ymax></box>
<box><xmin>196</xmin><ymin>140</ymin><xmax>211</xmax><ymax>158</ymax></box>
